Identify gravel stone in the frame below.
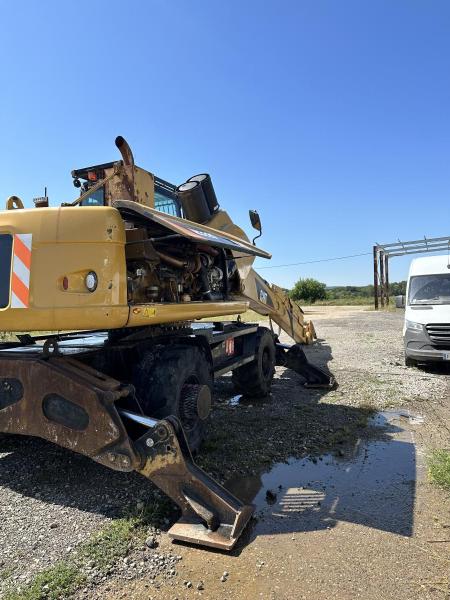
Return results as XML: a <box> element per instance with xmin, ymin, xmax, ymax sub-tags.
<box><xmin>145</xmin><ymin>536</ymin><xmax>158</xmax><ymax>549</ymax></box>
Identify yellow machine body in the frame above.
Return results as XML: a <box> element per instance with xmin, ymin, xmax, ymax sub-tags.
<box><xmin>0</xmin><ymin>136</ymin><xmax>312</xmax><ymax>343</ymax></box>
<box><xmin>0</xmin><ymin>206</ymin><xmax>249</xmax><ymax>331</ymax></box>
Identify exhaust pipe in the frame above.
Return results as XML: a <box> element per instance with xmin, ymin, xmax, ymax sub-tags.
<box><xmin>115</xmin><ymin>136</ymin><xmax>135</xmax><ymax>167</ymax></box>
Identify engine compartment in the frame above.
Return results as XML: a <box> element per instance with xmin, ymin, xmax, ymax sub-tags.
<box><xmin>125</xmin><ymin>224</ymin><xmax>240</xmax><ymax>304</ymax></box>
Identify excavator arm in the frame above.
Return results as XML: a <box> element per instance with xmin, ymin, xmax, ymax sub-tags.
<box><xmin>240</xmin><ymin>268</ymin><xmax>315</xmax><ymax>344</ymax></box>
<box><xmin>238</xmin><ymin>268</ymin><xmax>334</xmax><ymax>388</ymax></box>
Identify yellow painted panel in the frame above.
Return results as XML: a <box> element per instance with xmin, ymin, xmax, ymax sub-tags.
<box><xmin>0</xmin><ymin>206</ymin><xmax>129</xmax><ymax>330</ymax></box>
<box><xmin>127</xmin><ymin>301</ymin><xmax>249</xmax><ymax>327</ymax></box>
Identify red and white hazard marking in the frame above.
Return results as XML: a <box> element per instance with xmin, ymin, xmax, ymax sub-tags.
<box><xmin>11</xmin><ymin>234</ymin><xmax>32</xmax><ymax>308</ymax></box>
<box><xmin>225</xmin><ymin>337</ymin><xmax>235</xmax><ymax>355</ymax></box>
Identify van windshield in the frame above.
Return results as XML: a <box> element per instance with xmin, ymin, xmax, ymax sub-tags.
<box><xmin>408</xmin><ymin>274</ymin><xmax>450</xmax><ymax>305</ymax></box>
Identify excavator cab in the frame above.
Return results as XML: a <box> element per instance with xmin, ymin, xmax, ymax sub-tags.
<box><xmin>72</xmin><ymin>163</ymin><xmax>110</xmax><ymax>206</ymax></box>
<box><xmin>72</xmin><ymin>162</ymin><xmax>182</xmax><ymax>216</ymax></box>
<box><xmin>71</xmin><ymin>138</ymin><xmax>183</xmax><ymax>220</ymax></box>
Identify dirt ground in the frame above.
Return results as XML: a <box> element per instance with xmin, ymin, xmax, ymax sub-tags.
<box><xmin>1</xmin><ymin>306</ymin><xmax>450</xmax><ymax>599</ymax></box>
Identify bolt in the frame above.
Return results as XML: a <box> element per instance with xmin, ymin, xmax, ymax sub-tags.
<box><xmin>146</xmin><ymin>438</ymin><xmax>155</xmax><ymax>448</ymax></box>
<box><xmin>156</xmin><ymin>426</ymin><xmax>167</xmax><ymax>438</ymax></box>
<box><xmin>120</xmin><ymin>455</ymin><xmax>131</xmax><ymax>468</ymax></box>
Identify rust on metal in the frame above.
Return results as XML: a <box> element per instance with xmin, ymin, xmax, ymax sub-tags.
<box><xmin>135</xmin><ymin>418</ymin><xmax>254</xmax><ymax>550</ymax></box>
<box><xmin>0</xmin><ymin>356</ymin><xmax>140</xmax><ymax>472</ymax></box>
<box><xmin>0</xmin><ymin>355</ymin><xmax>254</xmax><ymax>550</ymax></box>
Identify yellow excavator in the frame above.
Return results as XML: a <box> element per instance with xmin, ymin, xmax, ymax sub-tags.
<box><xmin>0</xmin><ymin>137</ymin><xmax>333</xmax><ymax>550</ymax></box>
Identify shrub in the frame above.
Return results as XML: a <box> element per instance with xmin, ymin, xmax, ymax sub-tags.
<box><xmin>290</xmin><ymin>278</ymin><xmax>327</xmax><ymax>304</ymax></box>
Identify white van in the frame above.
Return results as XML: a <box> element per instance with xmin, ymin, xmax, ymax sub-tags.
<box><xmin>403</xmin><ymin>254</ymin><xmax>450</xmax><ymax>366</ymax></box>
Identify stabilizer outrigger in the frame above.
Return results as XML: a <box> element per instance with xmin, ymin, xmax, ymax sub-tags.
<box><xmin>0</xmin><ymin>346</ymin><xmax>253</xmax><ymax>550</ymax></box>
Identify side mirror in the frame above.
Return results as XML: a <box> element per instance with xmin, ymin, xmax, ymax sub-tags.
<box><xmin>249</xmin><ymin>209</ymin><xmax>262</xmax><ymax>232</ymax></box>
<box><xmin>249</xmin><ymin>209</ymin><xmax>262</xmax><ymax>245</ymax></box>
<box><xmin>395</xmin><ymin>295</ymin><xmax>405</xmax><ymax>309</ymax></box>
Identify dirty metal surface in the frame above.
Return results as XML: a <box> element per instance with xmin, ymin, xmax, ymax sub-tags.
<box><xmin>136</xmin><ymin>418</ymin><xmax>254</xmax><ymax>550</ymax></box>
<box><xmin>0</xmin><ymin>354</ymin><xmax>254</xmax><ymax>551</ymax></box>
<box><xmin>0</xmin><ymin>356</ymin><xmax>140</xmax><ymax>472</ymax></box>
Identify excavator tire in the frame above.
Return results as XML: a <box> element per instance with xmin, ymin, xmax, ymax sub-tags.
<box><xmin>232</xmin><ymin>327</ymin><xmax>276</xmax><ymax>397</ymax></box>
<box><xmin>132</xmin><ymin>344</ymin><xmax>212</xmax><ymax>452</ymax></box>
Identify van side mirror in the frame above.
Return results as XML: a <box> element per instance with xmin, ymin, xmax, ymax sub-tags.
<box><xmin>395</xmin><ymin>295</ymin><xmax>405</xmax><ymax>309</ymax></box>
<box><xmin>249</xmin><ymin>209</ymin><xmax>262</xmax><ymax>245</ymax></box>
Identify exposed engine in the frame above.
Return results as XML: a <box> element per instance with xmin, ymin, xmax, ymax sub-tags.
<box><xmin>125</xmin><ymin>227</ymin><xmax>237</xmax><ymax>304</ymax></box>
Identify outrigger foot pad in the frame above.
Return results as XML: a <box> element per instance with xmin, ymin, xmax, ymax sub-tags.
<box><xmin>276</xmin><ymin>343</ymin><xmax>335</xmax><ymax>388</ymax></box>
<box><xmin>135</xmin><ymin>417</ymin><xmax>255</xmax><ymax>551</ymax></box>
<box><xmin>168</xmin><ymin>506</ymin><xmax>254</xmax><ymax>551</ymax></box>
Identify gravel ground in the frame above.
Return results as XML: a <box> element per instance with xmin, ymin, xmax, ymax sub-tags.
<box><xmin>0</xmin><ymin>436</ymin><xmax>164</xmax><ymax>592</ymax></box>
<box><xmin>1</xmin><ymin>306</ymin><xmax>449</xmax><ymax>598</ymax></box>
<box><xmin>196</xmin><ymin>306</ymin><xmax>449</xmax><ymax>483</ymax></box>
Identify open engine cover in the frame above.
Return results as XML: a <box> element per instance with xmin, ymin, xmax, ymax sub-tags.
<box><xmin>113</xmin><ymin>200</ymin><xmax>272</xmax><ymax>259</ymax></box>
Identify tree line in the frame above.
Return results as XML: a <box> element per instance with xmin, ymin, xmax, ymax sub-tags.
<box><xmin>289</xmin><ymin>278</ymin><xmax>407</xmax><ymax>304</ymax></box>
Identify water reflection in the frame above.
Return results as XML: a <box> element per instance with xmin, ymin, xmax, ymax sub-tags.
<box><xmin>226</xmin><ymin>411</ymin><xmax>417</xmax><ymax>538</ymax></box>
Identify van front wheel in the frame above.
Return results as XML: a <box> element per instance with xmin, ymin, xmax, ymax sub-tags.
<box><xmin>405</xmin><ymin>355</ymin><xmax>416</xmax><ymax>368</ymax></box>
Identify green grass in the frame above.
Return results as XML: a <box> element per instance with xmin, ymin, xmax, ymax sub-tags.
<box><xmin>302</xmin><ymin>297</ymin><xmax>372</xmax><ymax>306</ymax></box>
<box><xmin>200</xmin><ymin>301</ymin><xmax>377</xmax><ymax>325</ymax></box>
<box><xmin>3</xmin><ymin>498</ymin><xmax>172</xmax><ymax>600</ymax></box>
<box><xmin>4</xmin><ymin>563</ymin><xmax>85</xmax><ymax>600</ymax></box>
<box><xmin>78</xmin><ymin>517</ymin><xmax>136</xmax><ymax>574</ymax></box>
<box><xmin>428</xmin><ymin>450</ymin><xmax>450</xmax><ymax>491</ymax></box>
<box><xmin>0</xmin><ymin>331</ymin><xmax>62</xmax><ymax>342</ymax></box>
<box><xmin>0</xmin><ymin>332</ymin><xmax>15</xmax><ymax>341</ymax></box>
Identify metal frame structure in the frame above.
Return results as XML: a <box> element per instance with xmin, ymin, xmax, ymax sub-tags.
<box><xmin>373</xmin><ymin>236</ymin><xmax>450</xmax><ymax>309</ymax></box>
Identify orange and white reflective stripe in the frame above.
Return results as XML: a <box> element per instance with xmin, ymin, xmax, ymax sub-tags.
<box><xmin>11</xmin><ymin>234</ymin><xmax>32</xmax><ymax>308</ymax></box>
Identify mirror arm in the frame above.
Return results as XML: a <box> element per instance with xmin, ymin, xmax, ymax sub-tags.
<box><xmin>252</xmin><ymin>229</ymin><xmax>262</xmax><ymax>245</ymax></box>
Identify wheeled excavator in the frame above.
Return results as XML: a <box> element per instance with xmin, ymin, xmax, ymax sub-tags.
<box><xmin>0</xmin><ymin>137</ymin><xmax>333</xmax><ymax>550</ymax></box>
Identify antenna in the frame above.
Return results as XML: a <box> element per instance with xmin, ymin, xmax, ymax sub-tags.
<box><xmin>33</xmin><ymin>186</ymin><xmax>49</xmax><ymax>208</ymax></box>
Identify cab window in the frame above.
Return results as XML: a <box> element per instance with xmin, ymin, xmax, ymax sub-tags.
<box><xmin>154</xmin><ymin>190</ymin><xmax>181</xmax><ymax>217</ymax></box>
<box><xmin>80</xmin><ymin>188</ymin><xmax>104</xmax><ymax>207</ymax></box>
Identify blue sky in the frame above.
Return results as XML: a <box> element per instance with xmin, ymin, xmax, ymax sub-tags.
<box><xmin>0</xmin><ymin>1</ymin><xmax>449</xmax><ymax>287</ymax></box>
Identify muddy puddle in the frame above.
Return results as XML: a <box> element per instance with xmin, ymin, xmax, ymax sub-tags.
<box><xmin>225</xmin><ymin>410</ymin><xmax>423</xmax><ymax>539</ymax></box>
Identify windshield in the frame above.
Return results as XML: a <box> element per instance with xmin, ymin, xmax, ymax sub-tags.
<box><xmin>80</xmin><ymin>187</ymin><xmax>104</xmax><ymax>206</ymax></box>
<box><xmin>408</xmin><ymin>274</ymin><xmax>450</xmax><ymax>305</ymax></box>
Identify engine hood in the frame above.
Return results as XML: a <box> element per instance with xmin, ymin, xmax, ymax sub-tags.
<box><xmin>113</xmin><ymin>200</ymin><xmax>272</xmax><ymax>259</ymax></box>
<box><xmin>406</xmin><ymin>304</ymin><xmax>450</xmax><ymax>324</ymax></box>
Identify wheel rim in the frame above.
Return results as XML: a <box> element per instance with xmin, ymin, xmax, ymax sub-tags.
<box><xmin>178</xmin><ymin>376</ymin><xmax>211</xmax><ymax>432</ymax></box>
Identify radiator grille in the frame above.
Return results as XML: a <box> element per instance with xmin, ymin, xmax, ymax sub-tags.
<box><xmin>426</xmin><ymin>323</ymin><xmax>450</xmax><ymax>345</ymax></box>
